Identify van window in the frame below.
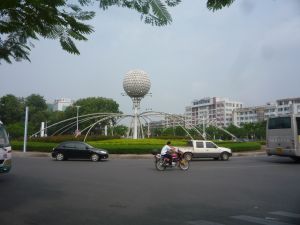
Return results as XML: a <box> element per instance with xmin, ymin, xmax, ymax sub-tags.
<box><xmin>268</xmin><ymin>117</ymin><xmax>291</xmax><ymax>129</ymax></box>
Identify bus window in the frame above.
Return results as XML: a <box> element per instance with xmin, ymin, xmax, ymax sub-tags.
<box><xmin>268</xmin><ymin>117</ymin><xmax>291</xmax><ymax>129</ymax></box>
<box><xmin>297</xmin><ymin>117</ymin><xmax>300</xmax><ymax>135</ymax></box>
<box><xmin>0</xmin><ymin>126</ymin><xmax>9</xmax><ymax>148</ymax></box>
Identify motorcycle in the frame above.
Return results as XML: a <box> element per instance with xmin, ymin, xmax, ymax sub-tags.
<box><xmin>153</xmin><ymin>149</ymin><xmax>189</xmax><ymax>171</ymax></box>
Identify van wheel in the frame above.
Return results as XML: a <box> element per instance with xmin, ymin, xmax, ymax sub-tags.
<box><xmin>220</xmin><ymin>152</ymin><xmax>230</xmax><ymax>161</ymax></box>
<box><xmin>184</xmin><ymin>153</ymin><xmax>193</xmax><ymax>161</ymax></box>
<box><xmin>56</xmin><ymin>153</ymin><xmax>64</xmax><ymax>161</ymax></box>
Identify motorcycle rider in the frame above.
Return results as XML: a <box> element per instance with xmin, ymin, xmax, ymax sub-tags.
<box><xmin>161</xmin><ymin>141</ymin><xmax>175</xmax><ymax>165</ymax></box>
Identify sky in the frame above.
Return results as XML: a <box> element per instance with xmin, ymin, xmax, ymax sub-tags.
<box><xmin>1</xmin><ymin>0</ymin><xmax>300</xmax><ymax>115</ymax></box>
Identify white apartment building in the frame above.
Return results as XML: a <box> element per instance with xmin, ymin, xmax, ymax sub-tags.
<box><xmin>233</xmin><ymin>97</ymin><xmax>300</xmax><ymax>126</ymax></box>
<box><xmin>185</xmin><ymin>97</ymin><xmax>243</xmax><ymax>128</ymax></box>
<box><xmin>53</xmin><ymin>98</ymin><xmax>73</xmax><ymax>111</ymax></box>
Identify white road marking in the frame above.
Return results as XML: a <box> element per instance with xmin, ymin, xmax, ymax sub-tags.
<box><xmin>186</xmin><ymin>220</ymin><xmax>224</xmax><ymax>225</ymax></box>
<box><xmin>232</xmin><ymin>215</ymin><xmax>296</xmax><ymax>225</ymax></box>
<box><xmin>270</xmin><ymin>211</ymin><xmax>300</xmax><ymax>218</ymax></box>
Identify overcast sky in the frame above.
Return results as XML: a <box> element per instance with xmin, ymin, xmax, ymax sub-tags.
<box><xmin>1</xmin><ymin>0</ymin><xmax>300</xmax><ymax>114</ymax></box>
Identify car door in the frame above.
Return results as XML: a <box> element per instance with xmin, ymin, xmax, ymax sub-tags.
<box><xmin>205</xmin><ymin>141</ymin><xmax>220</xmax><ymax>158</ymax></box>
<box><xmin>74</xmin><ymin>142</ymin><xmax>90</xmax><ymax>159</ymax></box>
<box><xmin>193</xmin><ymin>141</ymin><xmax>206</xmax><ymax>158</ymax></box>
<box><xmin>62</xmin><ymin>142</ymin><xmax>76</xmax><ymax>158</ymax></box>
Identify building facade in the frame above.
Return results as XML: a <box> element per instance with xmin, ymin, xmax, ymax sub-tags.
<box><xmin>233</xmin><ymin>97</ymin><xmax>300</xmax><ymax>126</ymax></box>
<box><xmin>147</xmin><ymin>114</ymin><xmax>185</xmax><ymax>129</ymax></box>
<box><xmin>53</xmin><ymin>98</ymin><xmax>73</xmax><ymax>111</ymax></box>
<box><xmin>185</xmin><ymin>97</ymin><xmax>243</xmax><ymax>128</ymax></box>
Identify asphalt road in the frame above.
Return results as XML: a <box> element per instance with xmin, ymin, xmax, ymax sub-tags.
<box><xmin>1</xmin><ymin>156</ymin><xmax>300</xmax><ymax>225</ymax></box>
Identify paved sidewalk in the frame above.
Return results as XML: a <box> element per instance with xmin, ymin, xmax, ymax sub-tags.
<box><xmin>12</xmin><ymin>150</ymin><xmax>266</xmax><ymax>159</ymax></box>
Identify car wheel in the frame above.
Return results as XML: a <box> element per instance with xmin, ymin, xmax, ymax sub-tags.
<box><xmin>220</xmin><ymin>152</ymin><xmax>230</xmax><ymax>161</ymax></box>
<box><xmin>56</xmin><ymin>153</ymin><xmax>64</xmax><ymax>161</ymax></box>
<box><xmin>184</xmin><ymin>152</ymin><xmax>193</xmax><ymax>161</ymax></box>
<box><xmin>91</xmin><ymin>154</ymin><xmax>99</xmax><ymax>162</ymax></box>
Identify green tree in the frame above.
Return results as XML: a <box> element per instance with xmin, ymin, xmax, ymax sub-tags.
<box><xmin>174</xmin><ymin>126</ymin><xmax>186</xmax><ymax>136</ymax></box>
<box><xmin>109</xmin><ymin>125</ymin><xmax>127</xmax><ymax>136</ymax></box>
<box><xmin>151</xmin><ymin>127</ymin><xmax>163</xmax><ymax>137</ymax></box>
<box><xmin>25</xmin><ymin>94</ymin><xmax>48</xmax><ymax>131</ymax></box>
<box><xmin>63</xmin><ymin>97</ymin><xmax>120</xmax><ymax>135</ymax></box>
<box><xmin>0</xmin><ymin>0</ymin><xmax>95</xmax><ymax>63</ymax></box>
<box><xmin>0</xmin><ymin>0</ymin><xmax>235</xmax><ymax>64</ymax></box>
<box><xmin>0</xmin><ymin>94</ymin><xmax>24</xmax><ymax>124</ymax></box>
<box><xmin>25</xmin><ymin>94</ymin><xmax>47</xmax><ymax>113</ymax></box>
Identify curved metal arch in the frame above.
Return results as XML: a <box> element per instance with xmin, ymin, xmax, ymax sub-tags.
<box><xmin>83</xmin><ymin>114</ymin><xmax>130</xmax><ymax>142</ymax></box>
<box><xmin>30</xmin><ymin>112</ymin><xmax>122</xmax><ymax>138</ymax></box>
<box><xmin>52</xmin><ymin>114</ymin><xmax>113</xmax><ymax>136</ymax></box>
<box><xmin>107</xmin><ymin>115</ymin><xmax>133</xmax><ymax>136</ymax></box>
<box><xmin>140</xmin><ymin>111</ymin><xmax>205</xmax><ymax>139</ymax></box>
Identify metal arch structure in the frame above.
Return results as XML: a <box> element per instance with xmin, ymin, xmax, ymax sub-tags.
<box><xmin>30</xmin><ymin>110</ymin><xmax>238</xmax><ymax>141</ymax></box>
<box><xmin>30</xmin><ymin>112</ymin><xmax>122</xmax><ymax>138</ymax></box>
<box><xmin>140</xmin><ymin>111</ymin><xmax>205</xmax><ymax>140</ymax></box>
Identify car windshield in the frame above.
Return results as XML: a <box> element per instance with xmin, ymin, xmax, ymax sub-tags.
<box><xmin>85</xmin><ymin>143</ymin><xmax>94</xmax><ymax>149</ymax></box>
<box><xmin>0</xmin><ymin>126</ymin><xmax>10</xmax><ymax>148</ymax></box>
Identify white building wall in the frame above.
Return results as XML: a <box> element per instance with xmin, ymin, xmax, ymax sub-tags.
<box><xmin>53</xmin><ymin>98</ymin><xmax>73</xmax><ymax>111</ymax></box>
<box><xmin>185</xmin><ymin>97</ymin><xmax>243</xmax><ymax>128</ymax></box>
<box><xmin>233</xmin><ymin>97</ymin><xmax>300</xmax><ymax>126</ymax></box>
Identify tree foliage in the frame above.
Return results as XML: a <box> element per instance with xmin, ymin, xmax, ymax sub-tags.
<box><xmin>0</xmin><ymin>94</ymin><xmax>24</xmax><ymax>124</ymax></box>
<box><xmin>0</xmin><ymin>0</ymin><xmax>95</xmax><ymax>63</ymax></box>
<box><xmin>0</xmin><ymin>0</ymin><xmax>235</xmax><ymax>64</ymax></box>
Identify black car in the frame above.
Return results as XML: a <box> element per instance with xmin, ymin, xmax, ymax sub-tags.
<box><xmin>52</xmin><ymin>141</ymin><xmax>109</xmax><ymax>162</ymax></box>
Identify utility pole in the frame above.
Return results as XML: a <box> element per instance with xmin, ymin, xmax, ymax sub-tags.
<box><xmin>23</xmin><ymin>106</ymin><xmax>29</xmax><ymax>153</ymax></box>
<box><xmin>75</xmin><ymin>105</ymin><xmax>81</xmax><ymax>136</ymax></box>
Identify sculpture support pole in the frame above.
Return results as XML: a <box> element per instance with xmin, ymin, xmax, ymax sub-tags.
<box><xmin>133</xmin><ymin>98</ymin><xmax>140</xmax><ymax>139</ymax></box>
<box><xmin>133</xmin><ymin>105</ymin><xmax>138</xmax><ymax>139</ymax></box>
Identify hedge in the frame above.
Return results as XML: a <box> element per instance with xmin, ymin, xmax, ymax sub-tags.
<box><xmin>11</xmin><ymin>139</ymin><xmax>261</xmax><ymax>154</ymax></box>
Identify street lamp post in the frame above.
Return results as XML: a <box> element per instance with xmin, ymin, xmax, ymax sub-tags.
<box><xmin>75</xmin><ymin>106</ymin><xmax>81</xmax><ymax>136</ymax></box>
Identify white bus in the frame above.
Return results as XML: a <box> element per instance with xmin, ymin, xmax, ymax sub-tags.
<box><xmin>0</xmin><ymin>121</ymin><xmax>12</xmax><ymax>173</ymax></box>
<box><xmin>266</xmin><ymin>114</ymin><xmax>300</xmax><ymax>162</ymax></box>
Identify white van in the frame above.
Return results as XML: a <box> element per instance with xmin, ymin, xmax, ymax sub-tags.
<box><xmin>0</xmin><ymin>121</ymin><xmax>12</xmax><ymax>173</ymax></box>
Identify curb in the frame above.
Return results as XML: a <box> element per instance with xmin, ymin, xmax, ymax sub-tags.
<box><xmin>12</xmin><ymin>150</ymin><xmax>266</xmax><ymax>159</ymax></box>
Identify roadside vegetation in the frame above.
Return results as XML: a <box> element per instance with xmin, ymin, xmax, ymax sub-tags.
<box><xmin>2</xmin><ymin>93</ymin><xmax>265</xmax><ymax>154</ymax></box>
<box><xmin>12</xmin><ymin>138</ymin><xmax>262</xmax><ymax>154</ymax></box>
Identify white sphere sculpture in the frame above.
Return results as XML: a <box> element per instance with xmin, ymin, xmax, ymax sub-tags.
<box><xmin>123</xmin><ymin>69</ymin><xmax>151</xmax><ymax>98</ymax></box>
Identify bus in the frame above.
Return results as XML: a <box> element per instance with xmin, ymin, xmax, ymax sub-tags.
<box><xmin>0</xmin><ymin>121</ymin><xmax>12</xmax><ymax>173</ymax></box>
<box><xmin>266</xmin><ymin>114</ymin><xmax>300</xmax><ymax>162</ymax></box>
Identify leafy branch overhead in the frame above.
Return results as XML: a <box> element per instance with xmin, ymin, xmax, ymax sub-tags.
<box><xmin>0</xmin><ymin>0</ymin><xmax>235</xmax><ymax>64</ymax></box>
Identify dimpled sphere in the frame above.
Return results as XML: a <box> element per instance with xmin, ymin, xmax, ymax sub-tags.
<box><xmin>123</xmin><ymin>69</ymin><xmax>151</xmax><ymax>98</ymax></box>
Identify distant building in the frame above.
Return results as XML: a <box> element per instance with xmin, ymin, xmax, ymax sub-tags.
<box><xmin>147</xmin><ymin>114</ymin><xmax>185</xmax><ymax>129</ymax></box>
<box><xmin>184</xmin><ymin>97</ymin><xmax>243</xmax><ymax>128</ymax></box>
<box><xmin>233</xmin><ymin>97</ymin><xmax>300</xmax><ymax>126</ymax></box>
<box><xmin>53</xmin><ymin>98</ymin><xmax>73</xmax><ymax>111</ymax></box>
